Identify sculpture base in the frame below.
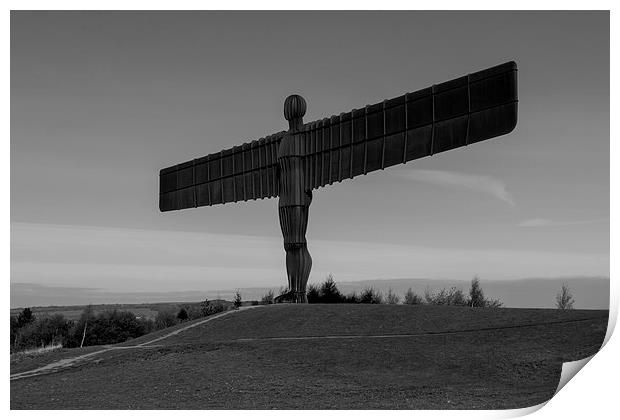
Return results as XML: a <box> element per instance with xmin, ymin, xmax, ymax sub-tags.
<box><xmin>274</xmin><ymin>290</ymin><xmax>308</xmax><ymax>304</ymax></box>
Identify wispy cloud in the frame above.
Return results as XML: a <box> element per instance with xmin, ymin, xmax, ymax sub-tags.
<box><xmin>396</xmin><ymin>169</ymin><xmax>515</xmax><ymax>206</ymax></box>
<box><xmin>518</xmin><ymin>218</ymin><xmax>609</xmax><ymax>228</ymax></box>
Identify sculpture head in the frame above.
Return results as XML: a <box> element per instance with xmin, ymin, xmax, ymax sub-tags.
<box><xmin>284</xmin><ymin>94</ymin><xmax>306</xmax><ymax>132</ymax></box>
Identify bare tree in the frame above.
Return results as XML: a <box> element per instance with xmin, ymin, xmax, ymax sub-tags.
<box><xmin>386</xmin><ymin>288</ymin><xmax>400</xmax><ymax>304</ymax></box>
<box><xmin>80</xmin><ymin>304</ymin><xmax>93</xmax><ymax>348</ymax></box>
<box><xmin>556</xmin><ymin>283</ymin><xmax>575</xmax><ymax>310</ymax></box>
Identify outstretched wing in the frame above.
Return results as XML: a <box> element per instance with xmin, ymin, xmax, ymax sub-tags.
<box><xmin>159</xmin><ymin>131</ymin><xmax>285</xmax><ymax>212</ymax></box>
<box><xmin>301</xmin><ymin>61</ymin><xmax>518</xmax><ymax>191</ymax></box>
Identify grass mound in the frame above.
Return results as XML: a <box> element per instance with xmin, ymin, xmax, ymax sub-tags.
<box><xmin>11</xmin><ymin>304</ymin><xmax>608</xmax><ymax>409</ymax></box>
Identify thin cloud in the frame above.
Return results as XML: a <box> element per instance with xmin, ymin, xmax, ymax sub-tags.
<box><xmin>397</xmin><ymin>169</ymin><xmax>515</xmax><ymax>206</ymax></box>
<box><xmin>518</xmin><ymin>218</ymin><xmax>609</xmax><ymax>228</ymax></box>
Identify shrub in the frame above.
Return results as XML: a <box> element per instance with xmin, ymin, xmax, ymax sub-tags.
<box><xmin>306</xmin><ymin>284</ymin><xmax>321</xmax><ymax>303</ymax></box>
<box><xmin>484</xmin><ymin>298</ymin><xmax>504</xmax><ymax>308</ymax></box>
<box><xmin>344</xmin><ymin>292</ymin><xmax>360</xmax><ymax>304</ymax></box>
<box><xmin>16</xmin><ymin>308</ymin><xmax>35</xmax><ymax>328</ymax></box>
<box><xmin>185</xmin><ymin>305</ymin><xmax>203</xmax><ymax>320</ymax></box>
<box><xmin>155</xmin><ymin>310</ymin><xmax>178</xmax><ymax>329</ymax></box>
<box><xmin>74</xmin><ymin>310</ymin><xmax>152</xmax><ymax>347</ymax></box>
<box><xmin>403</xmin><ymin>288</ymin><xmax>423</xmax><ymax>305</ymax></box>
<box><xmin>200</xmin><ymin>299</ymin><xmax>228</xmax><ymax>316</ymax></box>
<box><xmin>177</xmin><ymin>308</ymin><xmax>189</xmax><ymax>322</ymax></box>
<box><xmin>360</xmin><ymin>287</ymin><xmax>383</xmax><ymax>304</ymax></box>
<box><xmin>386</xmin><ymin>288</ymin><xmax>400</xmax><ymax>304</ymax></box>
<box><xmin>260</xmin><ymin>290</ymin><xmax>275</xmax><ymax>305</ymax></box>
<box><xmin>556</xmin><ymin>283</ymin><xmax>575</xmax><ymax>310</ymax></box>
<box><xmin>11</xmin><ymin>308</ymin><xmax>161</xmax><ymax>353</ymax></box>
<box><xmin>12</xmin><ymin>313</ymin><xmax>72</xmax><ymax>351</ymax></box>
<box><xmin>424</xmin><ymin>286</ymin><xmax>467</xmax><ymax>306</ymax></box>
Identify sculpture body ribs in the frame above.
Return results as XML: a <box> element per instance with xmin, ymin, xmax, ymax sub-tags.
<box><xmin>277</xmin><ymin>95</ymin><xmax>312</xmax><ymax>302</ymax></box>
<box><xmin>159</xmin><ymin>61</ymin><xmax>519</xmax><ymax>303</ymax></box>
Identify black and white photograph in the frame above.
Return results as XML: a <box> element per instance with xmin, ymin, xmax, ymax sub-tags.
<box><xmin>8</xmin><ymin>7</ymin><xmax>613</xmax><ymax>413</ymax></box>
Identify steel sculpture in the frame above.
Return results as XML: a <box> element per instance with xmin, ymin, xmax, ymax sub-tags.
<box><xmin>159</xmin><ymin>61</ymin><xmax>518</xmax><ymax>303</ymax></box>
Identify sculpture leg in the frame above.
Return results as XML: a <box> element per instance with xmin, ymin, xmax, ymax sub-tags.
<box><xmin>278</xmin><ymin>200</ymin><xmax>312</xmax><ymax>303</ymax></box>
<box><xmin>284</xmin><ymin>244</ymin><xmax>312</xmax><ymax>303</ymax></box>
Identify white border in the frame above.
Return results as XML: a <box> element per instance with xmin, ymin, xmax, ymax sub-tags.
<box><xmin>4</xmin><ymin>3</ymin><xmax>616</xmax><ymax>420</ymax></box>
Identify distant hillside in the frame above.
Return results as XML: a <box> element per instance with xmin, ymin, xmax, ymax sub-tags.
<box><xmin>11</xmin><ymin>276</ymin><xmax>608</xmax><ymax>309</ymax></box>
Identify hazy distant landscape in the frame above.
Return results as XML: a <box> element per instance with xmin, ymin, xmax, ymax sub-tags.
<box><xmin>11</xmin><ymin>275</ymin><xmax>609</xmax><ymax>310</ymax></box>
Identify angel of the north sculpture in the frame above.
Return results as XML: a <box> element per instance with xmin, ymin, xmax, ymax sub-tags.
<box><xmin>159</xmin><ymin>61</ymin><xmax>518</xmax><ymax>303</ymax></box>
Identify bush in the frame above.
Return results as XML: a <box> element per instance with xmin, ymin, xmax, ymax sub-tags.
<box><xmin>344</xmin><ymin>292</ymin><xmax>361</xmax><ymax>304</ymax></box>
<box><xmin>75</xmin><ymin>310</ymin><xmax>153</xmax><ymax>347</ymax></box>
<box><xmin>200</xmin><ymin>299</ymin><xmax>228</xmax><ymax>316</ymax></box>
<box><xmin>185</xmin><ymin>305</ymin><xmax>203</xmax><ymax>320</ymax></box>
<box><xmin>260</xmin><ymin>290</ymin><xmax>275</xmax><ymax>305</ymax></box>
<box><xmin>556</xmin><ymin>283</ymin><xmax>575</xmax><ymax>310</ymax></box>
<box><xmin>12</xmin><ymin>313</ymin><xmax>72</xmax><ymax>351</ymax></box>
<box><xmin>155</xmin><ymin>310</ymin><xmax>178</xmax><ymax>329</ymax></box>
<box><xmin>360</xmin><ymin>287</ymin><xmax>383</xmax><ymax>304</ymax></box>
<box><xmin>11</xmin><ymin>307</ymin><xmax>167</xmax><ymax>353</ymax></box>
<box><xmin>403</xmin><ymin>288</ymin><xmax>423</xmax><ymax>305</ymax></box>
<box><xmin>16</xmin><ymin>308</ymin><xmax>35</xmax><ymax>328</ymax></box>
<box><xmin>424</xmin><ymin>286</ymin><xmax>467</xmax><ymax>306</ymax></box>
<box><xmin>177</xmin><ymin>308</ymin><xmax>189</xmax><ymax>322</ymax></box>
<box><xmin>306</xmin><ymin>284</ymin><xmax>321</xmax><ymax>303</ymax></box>
<box><xmin>386</xmin><ymin>288</ymin><xmax>400</xmax><ymax>304</ymax></box>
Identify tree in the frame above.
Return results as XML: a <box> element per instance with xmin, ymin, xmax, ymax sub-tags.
<box><xmin>469</xmin><ymin>276</ymin><xmax>486</xmax><ymax>307</ymax></box>
<box><xmin>233</xmin><ymin>290</ymin><xmax>242</xmax><ymax>309</ymax></box>
<box><xmin>386</xmin><ymin>288</ymin><xmax>400</xmax><ymax>304</ymax></box>
<box><xmin>556</xmin><ymin>283</ymin><xmax>575</xmax><ymax>310</ymax></box>
<box><xmin>79</xmin><ymin>305</ymin><xmax>93</xmax><ymax>348</ymax></box>
<box><xmin>16</xmin><ymin>307</ymin><xmax>35</xmax><ymax>328</ymax></box>
<box><xmin>177</xmin><ymin>307</ymin><xmax>189</xmax><ymax>322</ymax></box>
<box><xmin>306</xmin><ymin>284</ymin><xmax>321</xmax><ymax>303</ymax></box>
<box><xmin>360</xmin><ymin>287</ymin><xmax>383</xmax><ymax>304</ymax></box>
<box><xmin>404</xmin><ymin>288</ymin><xmax>423</xmax><ymax>305</ymax></box>
<box><xmin>320</xmin><ymin>274</ymin><xmax>344</xmax><ymax>303</ymax></box>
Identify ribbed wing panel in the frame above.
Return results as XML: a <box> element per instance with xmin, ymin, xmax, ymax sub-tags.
<box><xmin>302</xmin><ymin>61</ymin><xmax>518</xmax><ymax>191</ymax></box>
<box><xmin>159</xmin><ymin>132</ymin><xmax>285</xmax><ymax>211</ymax></box>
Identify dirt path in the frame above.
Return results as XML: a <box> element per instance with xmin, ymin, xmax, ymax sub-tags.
<box><xmin>10</xmin><ymin>306</ymin><xmax>260</xmax><ymax>381</ymax></box>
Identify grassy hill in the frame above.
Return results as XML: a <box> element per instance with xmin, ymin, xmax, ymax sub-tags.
<box><xmin>10</xmin><ymin>304</ymin><xmax>608</xmax><ymax>409</ymax></box>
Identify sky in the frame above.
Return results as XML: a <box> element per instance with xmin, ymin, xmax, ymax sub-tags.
<box><xmin>10</xmin><ymin>11</ymin><xmax>609</xmax><ymax>306</ymax></box>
